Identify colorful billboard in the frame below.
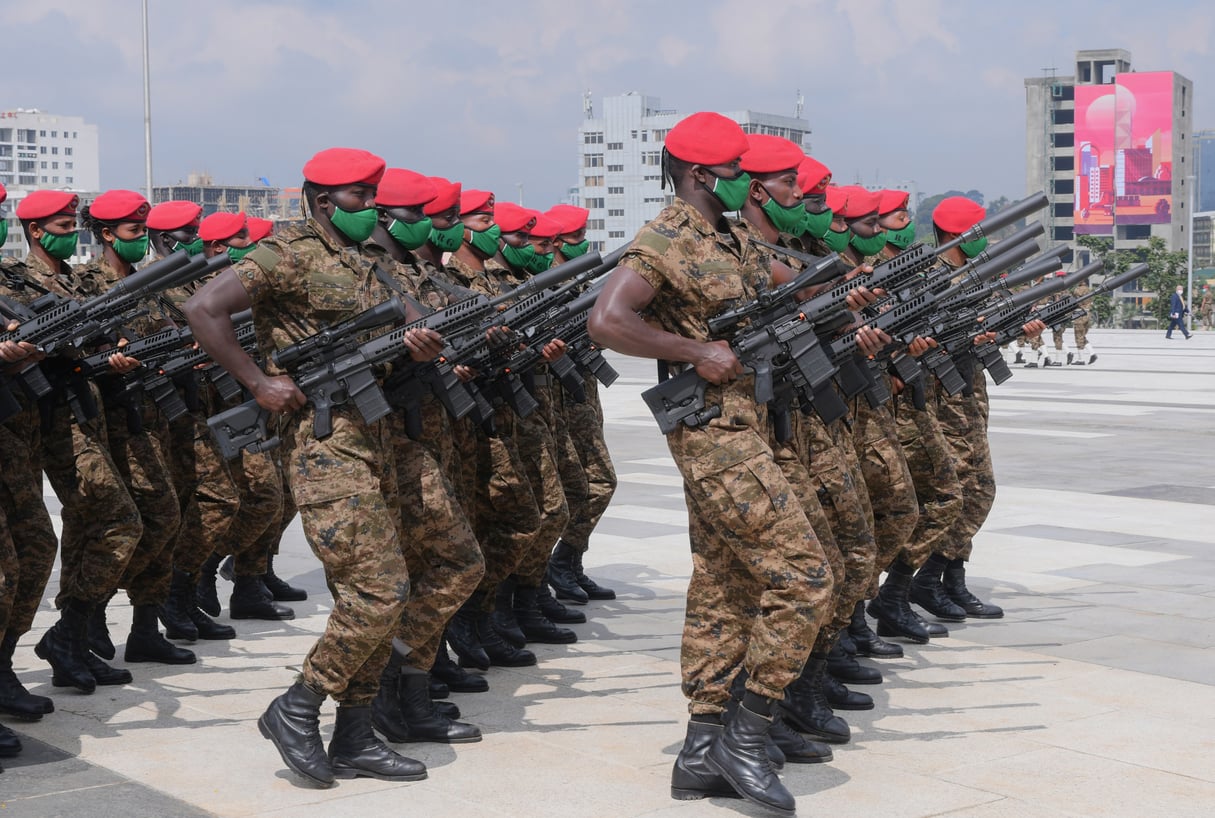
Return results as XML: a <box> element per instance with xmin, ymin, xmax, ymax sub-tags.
<box><xmin>1073</xmin><ymin>71</ymin><xmax>1174</xmax><ymax>235</ymax></box>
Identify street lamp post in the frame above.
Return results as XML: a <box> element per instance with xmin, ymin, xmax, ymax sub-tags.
<box><xmin>142</xmin><ymin>0</ymin><xmax>154</xmax><ymax>203</ymax></box>
<box><xmin>1187</xmin><ymin>174</ymin><xmax>1195</xmax><ymax>332</ymax></box>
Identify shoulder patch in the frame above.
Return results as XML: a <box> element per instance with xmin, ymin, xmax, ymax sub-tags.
<box><xmin>634</xmin><ymin>231</ymin><xmax>671</xmax><ymax>254</ymax></box>
<box><xmin>246</xmin><ymin>245</ymin><xmax>280</xmax><ymax>273</ymax></box>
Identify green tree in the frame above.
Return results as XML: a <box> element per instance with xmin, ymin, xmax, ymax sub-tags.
<box><xmin>1075</xmin><ymin>235</ymin><xmax>1189</xmax><ymax>326</ymax></box>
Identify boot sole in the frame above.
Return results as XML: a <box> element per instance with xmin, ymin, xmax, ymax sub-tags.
<box><xmin>671</xmin><ymin>786</ymin><xmax>743</xmax><ymax>801</ymax></box>
<box><xmin>257</xmin><ymin>716</ymin><xmax>336</xmax><ymax>788</ymax></box>
<box><xmin>778</xmin><ymin>712</ymin><xmax>850</xmax><ymax>744</ymax></box>
<box><xmin>873</xmin><ymin>623</ymin><xmax>930</xmax><ymax>645</ymax></box>
<box><xmin>552</xmin><ymin>591</ymin><xmax>589</xmax><ymax>605</ymax></box>
<box><xmin>0</xmin><ymin>705</ymin><xmax>47</xmax><ymax>722</ymax></box>
<box><xmin>230</xmin><ymin>612</ymin><xmax>295</xmax><ymax>621</ymax></box>
<box><xmin>825</xmin><ymin>700</ymin><xmax>874</xmax><ymax>711</ymax></box>
<box><xmin>331</xmin><ymin>766</ymin><xmax>427</xmax><ymax>782</ymax></box>
<box><xmin>519</xmin><ymin>633</ymin><xmax>578</xmax><ymax>645</ymax></box>
<box><xmin>828</xmin><ymin>674</ymin><xmax>883</xmax><ymax>685</ymax></box>
<box><xmin>781</xmin><ymin>751</ymin><xmax>833</xmax><ymax>764</ymax></box>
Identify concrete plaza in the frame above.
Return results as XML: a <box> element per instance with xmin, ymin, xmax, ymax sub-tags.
<box><xmin>3</xmin><ymin>328</ymin><xmax>1214</xmax><ymax>817</ymax></box>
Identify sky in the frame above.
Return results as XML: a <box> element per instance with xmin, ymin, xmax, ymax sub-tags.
<box><xmin>2</xmin><ymin>0</ymin><xmax>1212</xmax><ymax>208</ymax></box>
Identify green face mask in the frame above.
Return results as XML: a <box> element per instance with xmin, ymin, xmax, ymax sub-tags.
<box><xmin>113</xmin><ymin>234</ymin><xmax>150</xmax><ymax>263</ymax></box>
<box><xmin>849</xmin><ymin>230</ymin><xmax>887</xmax><ymax>257</ymax></box>
<box><xmin>468</xmin><ymin>224</ymin><xmax>502</xmax><ymax>257</ymax></box>
<box><xmin>39</xmin><ymin>229</ymin><xmax>79</xmax><ymax>260</ymax></box>
<box><xmin>958</xmin><ymin>235</ymin><xmax>989</xmax><ymax>258</ymax></box>
<box><xmin>707</xmin><ymin>171</ymin><xmax>752</xmax><ymax>212</ymax></box>
<box><xmin>884</xmin><ymin>222</ymin><xmax>916</xmax><ymax>251</ymax></box>
<box><xmin>329</xmin><ymin>206</ymin><xmax>378</xmax><ymax>243</ymax></box>
<box><xmin>387</xmin><ymin>217</ymin><xmax>433</xmax><ymax>251</ymax></box>
<box><xmin>760</xmin><ymin>195</ymin><xmax>807</xmax><ymax>235</ymax></box>
<box><xmin>227</xmin><ymin>243</ymin><xmax>257</xmax><ymax>263</ymax></box>
<box><xmin>428</xmin><ymin>222</ymin><xmax>464</xmax><ymax>252</ymax></box>
<box><xmin>0</xmin><ymin>219</ymin><xmax>7</xmax><ymax>247</ymax></box>
<box><xmin>796</xmin><ymin>208</ymin><xmax>834</xmax><ymax>239</ymax></box>
<box><xmin>560</xmin><ymin>239</ymin><xmax>590</xmax><ymax>260</ymax></box>
<box><xmin>525</xmin><ymin>251</ymin><xmax>555</xmax><ymax>274</ymax></box>
<box><xmin>823</xmin><ymin>228</ymin><xmax>851</xmax><ymax>254</ymax></box>
<box><xmin>501</xmin><ymin>241</ymin><xmax>536</xmax><ymax>270</ymax></box>
<box><xmin>173</xmin><ymin>237</ymin><xmax>205</xmax><ymax>257</ymax></box>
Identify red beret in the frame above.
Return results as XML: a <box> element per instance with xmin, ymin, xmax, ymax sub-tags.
<box><xmin>932</xmin><ymin>196</ymin><xmax>987</xmax><ymax>234</ymax></box>
<box><xmin>878</xmin><ymin>190</ymin><xmax>910</xmax><ymax>216</ymax></box>
<box><xmin>17</xmin><ymin>190</ymin><xmax>80</xmax><ymax>220</ymax></box>
<box><xmin>739</xmin><ymin>134</ymin><xmax>804</xmax><ymax>174</ymax></box>
<box><xmin>665</xmin><ymin>111</ymin><xmax>749</xmax><ymax>165</ymax></box>
<box><xmin>493</xmin><ymin>202</ymin><xmax>537</xmax><ymax>234</ymax></box>
<box><xmin>90</xmin><ymin>189</ymin><xmax>150</xmax><ymax>222</ymax></box>
<box><xmin>529</xmin><ymin>214</ymin><xmax>562</xmax><ymax>239</ymax></box>
<box><xmin>423</xmin><ymin>177</ymin><xmax>461</xmax><ymax>216</ymax></box>
<box><xmin>246</xmin><ymin>217</ymin><xmax>274</xmax><ymax>243</ymax></box>
<box><xmin>198</xmin><ymin>211</ymin><xmax>247</xmax><ymax>243</ymax></box>
<box><xmin>0</xmin><ymin>182</ymin><xmax>6</xmax><ymax>205</ymax></box>
<box><xmin>302</xmin><ymin>147</ymin><xmax>385</xmax><ymax>187</ymax></box>
<box><xmin>546</xmin><ymin>204</ymin><xmax>589</xmax><ymax>234</ymax></box>
<box><xmin>797</xmin><ymin>157</ymin><xmax>832</xmax><ymax>195</ymax></box>
<box><xmin>459</xmin><ymin>189</ymin><xmax>494</xmax><ymax>216</ymax></box>
<box><xmin>146</xmin><ymin>200</ymin><xmax>202</xmax><ymax>231</ymax></box>
<box><xmin>838</xmin><ymin>186</ymin><xmax>881</xmax><ymax>219</ymax></box>
<box><xmin>824</xmin><ymin>186</ymin><xmax>849</xmax><ymax>214</ymax></box>
<box><xmin>376</xmin><ymin>168</ymin><xmax>438</xmax><ymax>208</ymax></box>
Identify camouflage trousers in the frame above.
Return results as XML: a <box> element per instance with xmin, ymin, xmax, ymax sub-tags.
<box><xmin>851</xmin><ymin>389</ymin><xmax>920</xmax><ymax>596</ymax></box>
<box><xmin>0</xmin><ymin>403</ymin><xmax>58</xmax><ymax>637</ymax></box>
<box><xmin>166</xmin><ymin>408</ymin><xmax>240</xmax><ymax>576</ymax></box>
<box><xmin>42</xmin><ymin>390</ymin><xmax>143</xmax><ymax>606</ymax></box>
<box><xmin>546</xmin><ymin>381</ymin><xmax>591</xmax><ymax>559</ymax></box>
<box><xmin>773</xmin><ymin>412</ymin><xmax>845</xmax><ymax>653</ymax></box>
<box><xmin>1074</xmin><ymin>316</ymin><xmax>1091</xmax><ymax>349</ymax></box>
<box><xmin>224</xmin><ymin>448</ymin><xmax>284</xmax><ymax>578</ymax></box>
<box><xmin>558</xmin><ymin>377</ymin><xmax>617</xmax><ymax>552</ymax></box>
<box><xmin>934</xmin><ymin>374</ymin><xmax>996</xmax><ymax>561</ymax></box>
<box><xmin>389</xmin><ymin>409</ymin><xmax>483</xmax><ymax>670</ymax></box>
<box><xmin>0</xmin><ymin>495</ymin><xmax>14</xmax><ymax>636</ymax></box>
<box><xmin>895</xmin><ymin>393</ymin><xmax>963</xmax><ymax>571</ymax></box>
<box><xmin>513</xmin><ymin>382</ymin><xmax>571</xmax><ymax>586</ymax></box>
<box><xmin>287</xmin><ymin>407</ymin><xmax>408</xmax><ymax>705</ymax></box>
<box><xmin>106</xmin><ymin>402</ymin><xmax>181</xmax><ymax>607</ymax></box>
<box><xmin>804</xmin><ymin>414</ymin><xmax>879</xmax><ymax>641</ymax></box>
<box><xmin>677</xmin><ymin>428</ymin><xmax>834</xmax><ymax>714</ymax></box>
<box><xmin>472</xmin><ymin>411</ymin><xmax>542</xmax><ymax>605</ymax></box>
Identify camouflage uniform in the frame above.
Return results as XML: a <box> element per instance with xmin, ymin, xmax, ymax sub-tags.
<box><xmin>0</xmin><ymin>260</ymin><xmax>60</xmax><ymax>638</ymax></box>
<box><xmin>223</xmin><ymin>448</ymin><xmax>284</xmax><ymax>579</ymax></box>
<box><xmin>27</xmin><ymin>256</ymin><xmax>143</xmax><ymax>607</ymax></box>
<box><xmin>893</xmin><ymin>390</ymin><xmax>962</xmax><ymax>572</ymax></box>
<box><xmin>934</xmin><ymin>368</ymin><xmax>995</xmax><ymax>561</ymax></box>
<box><xmin>233</xmin><ymin>219</ymin><xmax>408</xmax><ymax>704</ymax></box>
<box><xmin>556</xmin><ymin>375</ymin><xmax>616</xmax><ymax>553</ymax></box>
<box><xmin>86</xmin><ymin>258</ymin><xmax>181</xmax><ymax>608</ymax></box>
<box><xmin>620</xmin><ymin>199</ymin><xmax>833</xmax><ymax>712</ymax></box>
<box><xmin>1072</xmin><ymin>282</ymin><xmax>1092</xmax><ymax>350</ymax></box>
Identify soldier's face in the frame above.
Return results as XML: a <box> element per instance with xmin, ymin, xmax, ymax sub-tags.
<box><xmin>460</xmin><ymin>213</ymin><xmax>494</xmax><ymax>234</ymax></box>
<box><xmin>381</xmin><ymin>204</ymin><xmax>427</xmax><ymax>225</ymax></box>
<box><xmin>107</xmin><ymin>221</ymin><xmax>147</xmax><ymax>242</ymax></box>
<box><xmin>328</xmin><ymin>184</ymin><xmax>377</xmax><ymax>213</ymax></box>
<box><xmin>32</xmin><ymin>214</ymin><xmax>79</xmax><ymax>239</ymax></box>
<box><xmin>559</xmin><ymin>227</ymin><xmax>587</xmax><ymax>243</ymax></box>
<box><xmin>879</xmin><ymin>209</ymin><xmax>910</xmax><ymax>230</ymax></box>
<box><xmin>848</xmin><ymin>213</ymin><xmax>882</xmax><ymax>238</ymax></box>
<box><xmin>502</xmin><ymin>230</ymin><xmax>530</xmax><ymax>248</ymax></box>
<box><xmin>430</xmin><ymin>205</ymin><xmax>460</xmax><ymax>230</ymax></box>
<box><xmin>754</xmin><ymin>170</ymin><xmax>802</xmax><ymax>209</ymax></box>
<box><xmin>529</xmin><ymin>236</ymin><xmax>554</xmax><ymax>255</ymax></box>
<box><xmin>803</xmin><ymin>193</ymin><xmax>828</xmax><ymax>214</ymax></box>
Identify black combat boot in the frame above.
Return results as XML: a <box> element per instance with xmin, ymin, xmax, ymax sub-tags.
<box><xmin>777</xmin><ymin>657</ymin><xmax>849</xmax><ymax>744</ymax></box>
<box><xmin>848</xmin><ymin>600</ymin><xmax>903</xmax><ymax>658</ymax></box>
<box><xmin>395</xmin><ymin>667</ymin><xmax>482</xmax><ymax>743</ymax></box>
<box><xmin>547</xmin><ymin>539</ymin><xmax>589</xmax><ymax>605</ymax></box>
<box><xmin>910</xmin><ymin>553</ymin><xmax>967</xmax><ymax>622</ymax></box>
<box><xmin>428</xmin><ymin>676</ymin><xmax>450</xmax><ymax>700</ymax></box>
<box><xmin>944</xmin><ymin>559</ymin><xmax>1004</xmax><ymax>618</ymax></box>
<box><xmin>86</xmin><ymin>595</ymin><xmax>116</xmax><ymax>660</ymax></box>
<box><xmin>770</xmin><ymin>711</ymin><xmax>833</xmax><ymax>764</ymax></box>
<box><xmin>160</xmin><ymin>569</ymin><xmax>200</xmax><ymax>642</ymax></box>
<box><xmin>0</xmin><ymin>723</ymin><xmax>21</xmax><ymax>758</ymax></box>
<box><xmin>329</xmin><ymin>704</ymin><xmax>427</xmax><ymax>782</ymax></box>
<box><xmin>572</xmin><ymin>548</ymin><xmax>616</xmax><ymax>601</ymax></box>
<box><xmin>229</xmin><ymin>575</ymin><xmax>294</xmax><ymax>620</ymax></box>
<box><xmin>535</xmin><ymin>582</ymin><xmax>586</xmax><ymax>624</ymax></box>
<box><xmin>513</xmin><ymin>583</ymin><xmax>577</xmax><ymax>644</ymax></box>
<box><xmin>447</xmin><ymin>593</ymin><xmax>491</xmax><ymax>671</ymax></box>
<box><xmin>826</xmin><ymin>642</ymin><xmax>882</xmax><ymax>685</ymax></box>
<box><xmin>82</xmin><ymin>652</ymin><xmax>132</xmax><ymax>686</ymax></box>
<box><xmin>262</xmin><ymin>553</ymin><xmax>308</xmax><ymax>602</ymax></box>
<box><xmin>670</xmin><ymin>717</ymin><xmax>743</xmax><ymax>801</ymax></box>
<box><xmin>258</xmin><ymin>681</ymin><xmax>335</xmax><ymax>787</ymax></box>
<box><xmin>705</xmin><ymin>691</ymin><xmax>796</xmax><ymax>817</ymax></box>
<box><xmin>186</xmin><ymin>579</ymin><xmax>236</xmax><ymax>641</ymax></box>
<box><xmin>0</xmin><ymin>635</ymin><xmax>54</xmax><ymax>719</ymax></box>
<box><xmin>196</xmin><ymin>553</ymin><xmax>223</xmax><ymax>617</ymax></box>
<box><xmin>868</xmin><ymin>561</ymin><xmax>931</xmax><ymax>644</ymax></box>
<box><xmin>432</xmin><ymin>638</ymin><xmax>489</xmax><ymax>692</ymax></box>
<box><xmin>125</xmin><ymin>605</ymin><xmax>197</xmax><ymax>664</ymax></box>
<box><xmin>34</xmin><ymin>598</ymin><xmax>96</xmax><ymax>694</ymax></box>
<box><xmin>474</xmin><ymin>609</ymin><xmax>537</xmax><ymax>667</ymax></box>
<box><xmin>490</xmin><ymin>578</ymin><xmax>528</xmax><ymax>648</ymax></box>
<box><xmin>821</xmin><ymin>671</ymin><xmax>874</xmax><ymax>711</ymax></box>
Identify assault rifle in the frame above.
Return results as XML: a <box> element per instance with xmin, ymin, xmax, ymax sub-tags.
<box><xmin>990</xmin><ymin>263</ymin><xmax>1148</xmax><ymax>348</ymax></box>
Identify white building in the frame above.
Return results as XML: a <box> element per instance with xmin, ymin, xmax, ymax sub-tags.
<box><xmin>0</xmin><ymin>108</ymin><xmax>101</xmax><ymax>258</ymax></box>
<box><xmin>574</xmin><ymin>92</ymin><xmax>812</xmax><ymax>251</ymax></box>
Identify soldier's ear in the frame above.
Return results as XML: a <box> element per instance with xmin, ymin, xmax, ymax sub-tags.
<box><xmin>313</xmin><ymin>188</ymin><xmax>333</xmax><ymax>217</ymax></box>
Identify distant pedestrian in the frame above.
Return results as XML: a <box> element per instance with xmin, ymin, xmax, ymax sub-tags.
<box><xmin>1165</xmin><ymin>285</ymin><xmax>1191</xmax><ymax>340</ymax></box>
<box><xmin>1199</xmin><ymin>287</ymin><xmax>1213</xmax><ymax>331</ymax></box>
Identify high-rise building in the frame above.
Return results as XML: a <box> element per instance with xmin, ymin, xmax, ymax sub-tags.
<box><xmin>1024</xmin><ymin>50</ymin><xmax>1194</xmax><ymax>273</ymax></box>
<box><xmin>0</xmin><ymin>108</ymin><xmax>101</xmax><ymax>258</ymax></box>
<box><xmin>1195</xmin><ymin>129</ymin><xmax>1215</xmax><ymax>213</ymax></box>
<box><xmin>574</xmin><ymin>92</ymin><xmax>811</xmax><ymax>251</ymax></box>
<box><xmin>153</xmin><ymin>172</ymin><xmax>281</xmax><ymax>220</ymax></box>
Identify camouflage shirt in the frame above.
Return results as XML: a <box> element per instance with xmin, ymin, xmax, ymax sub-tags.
<box><xmin>81</xmin><ymin>256</ymin><xmax>169</xmax><ymax>339</ymax></box>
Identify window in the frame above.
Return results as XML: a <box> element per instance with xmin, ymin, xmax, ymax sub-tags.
<box><xmin>1053</xmin><ymin>132</ymin><xmax>1074</xmax><ymax>148</ymax></box>
<box><xmin>65</xmin><ymin>176</ymin><xmax>73</xmax><ymax>184</ymax></box>
<box><xmin>583</xmin><ymin>175</ymin><xmax>604</xmax><ymax>186</ymax></box>
<box><xmin>65</xmin><ymin>161</ymin><xmax>73</xmax><ymax>169</ymax></box>
<box><xmin>65</xmin><ymin>147</ymin><xmax>73</xmax><ymax>155</ymax></box>
<box><xmin>1052</xmin><ymin>226</ymin><xmax>1074</xmax><ymax>242</ymax></box>
<box><xmin>0</xmin><ymin>129</ymin><xmax>10</xmax><ymax>141</ymax></box>
<box><xmin>644</xmin><ymin>174</ymin><xmax>660</xmax><ymax>182</ymax></box>
<box><xmin>1121</xmin><ymin>224</ymin><xmax>1151</xmax><ymax>240</ymax></box>
<box><xmin>1054</xmin><ymin>155</ymin><xmax>1074</xmax><ymax>171</ymax></box>
<box><xmin>18</xmin><ymin>160</ymin><xmax>35</xmax><ymax>172</ymax></box>
<box><xmin>1052</xmin><ymin>178</ymin><xmax>1074</xmax><ymax>195</ymax></box>
<box><xmin>642</xmin><ymin>151</ymin><xmax>662</xmax><ymax>166</ymax></box>
<box><xmin>587</xmin><ymin>219</ymin><xmax>605</xmax><ymax>230</ymax></box>
<box><xmin>653</xmin><ymin>129</ymin><xmax>669</xmax><ymax>141</ymax></box>
<box><xmin>607</xmin><ymin>186</ymin><xmax>624</xmax><ymax>194</ymax></box>
<box><xmin>644</xmin><ymin>196</ymin><xmax>664</xmax><ymax>203</ymax></box>
<box><xmin>583</xmin><ymin>131</ymin><xmax>604</xmax><ymax>144</ymax></box>
<box><xmin>72</xmin><ymin>131</ymin><xmax>77</xmax><ymax>138</ymax></box>
<box><xmin>1052</xmin><ymin>108</ymin><xmax>1074</xmax><ymax>125</ymax></box>
<box><xmin>40</xmin><ymin>161</ymin><xmax>47</xmax><ymax>169</ymax></box>
<box><xmin>18</xmin><ymin>129</ymin><xmax>36</xmax><ymax>143</ymax></box>
<box><xmin>39</xmin><ymin>130</ymin><xmax>46</xmax><ymax>137</ymax></box>
<box><xmin>583</xmin><ymin>197</ymin><xmax>604</xmax><ymax>208</ymax></box>
<box><xmin>40</xmin><ymin>146</ymin><xmax>47</xmax><ymax>154</ymax></box>
<box><xmin>51</xmin><ymin>161</ymin><xmax>58</xmax><ymax>169</ymax></box>
<box><xmin>608</xmin><ymin>230</ymin><xmax>625</xmax><ymax>239</ymax></box>
<box><xmin>51</xmin><ymin>147</ymin><xmax>58</xmax><ymax>155</ymax></box>
<box><xmin>607</xmin><ymin>164</ymin><xmax>623</xmax><ymax>172</ymax></box>
<box><xmin>630</xmin><ymin>130</ymin><xmax>638</xmax><ymax>139</ymax></box>
<box><xmin>18</xmin><ymin>175</ymin><xmax>36</xmax><ymax>185</ymax></box>
<box><xmin>607</xmin><ymin>142</ymin><xmax>623</xmax><ymax>151</ymax></box>
<box><xmin>51</xmin><ymin>131</ymin><xmax>57</xmax><ymax>138</ymax></box>
<box><xmin>1052</xmin><ymin>202</ymin><xmax>1072</xmax><ymax>218</ymax></box>
<box><xmin>52</xmin><ymin>176</ymin><xmax>59</xmax><ymax>183</ymax></box>
<box><xmin>41</xmin><ymin>176</ymin><xmax>47</xmax><ymax>183</ymax></box>
<box><xmin>607</xmin><ymin>209</ymin><xmax>624</xmax><ymax>217</ymax></box>
<box><xmin>641</xmin><ymin>131</ymin><xmax>648</xmax><ymax>142</ymax></box>
<box><xmin>583</xmin><ymin>153</ymin><xmax>603</xmax><ymax>168</ymax></box>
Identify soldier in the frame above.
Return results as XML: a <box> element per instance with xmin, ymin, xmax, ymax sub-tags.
<box><xmin>589</xmin><ymin>112</ymin><xmax>834</xmax><ymax>815</ymax></box>
<box><xmin>1069</xmin><ymin>280</ymin><xmax>1097</xmax><ymax>364</ymax></box>
<box><xmin>544</xmin><ymin>203</ymin><xmax>620</xmax><ymax>606</ymax></box>
<box><xmin>185</xmin><ymin>147</ymin><xmax>440</xmax><ymax>786</ymax></box>
<box><xmin>146</xmin><ymin>199</ymin><xmax>204</xmax><ymax>260</ymax></box>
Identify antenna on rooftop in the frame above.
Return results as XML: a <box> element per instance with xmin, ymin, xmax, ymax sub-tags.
<box><xmin>794</xmin><ymin>90</ymin><xmax>804</xmax><ymax>120</ymax></box>
<box><xmin>583</xmin><ymin>90</ymin><xmax>594</xmax><ymax>120</ymax></box>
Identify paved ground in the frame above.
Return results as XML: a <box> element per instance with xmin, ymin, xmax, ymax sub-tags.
<box><xmin>3</xmin><ymin>328</ymin><xmax>1214</xmax><ymax>817</ymax></box>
